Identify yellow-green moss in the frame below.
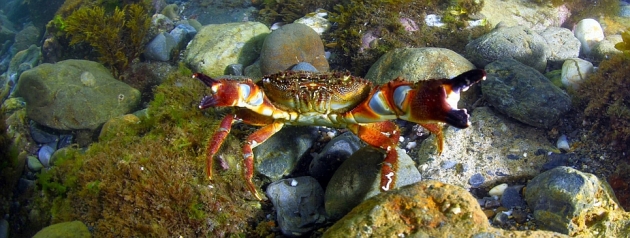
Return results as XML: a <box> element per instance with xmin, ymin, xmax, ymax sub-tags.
<box><xmin>34</xmin><ymin>69</ymin><xmax>264</xmax><ymax>237</ymax></box>
<box><xmin>573</xmin><ymin>53</ymin><xmax>630</xmax><ymax>152</ymax></box>
<box><xmin>615</xmin><ymin>29</ymin><xmax>630</xmax><ymax>57</ymax></box>
<box><xmin>327</xmin><ymin>0</ymin><xmax>490</xmax><ymax>75</ymax></box>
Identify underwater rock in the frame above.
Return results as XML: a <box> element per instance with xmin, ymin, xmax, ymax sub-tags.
<box><xmin>27</xmin><ymin>155</ymin><xmax>43</xmax><ymax>172</ymax></box>
<box><xmin>169</xmin><ymin>23</ymin><xmax>197</xmax><ymax>50</ymax></box>
<box><xmin>574</xmin><ymin>18</ymin><xmax>604</xmax><ymax>56</ymax></box>
<box><xmin>291</xmin><ymin>62</ymin><xmax>318</xmax><ymax>72</ymax></box>
<box><xmin>29</xmin><ymin>122</ymin><xmax>58</xmax><ymax>145</ymax></box>
<box><xmin>591</xmin><ymin>34</ymin><xmax>624</xmax><ymax>63</ymax></box>
<box><xmin>324</xmin><ymin>180</ymin><xmax>567</xmax><ymax>237</ymax></box>
<box><xmin>13</xmin><ymin>60</ymin><xmax>141</xmax><ymax>131</ymax></box>
<box><xmin>259</xmin><ymin>23</ymin><xmax>328</xmax><ymax>75</ymax></box>
<box><xmin>266</xmin><ymin>176</ymin><xmax>326</xmax><ymax>237</ymax></box>
<box><xmin>525</xmin><ymin>166</ymin><xmax>628</xmax><ymax>236</ymax></box>
<box><xmin>144</xmin><ymin>32</ymin><xmax>176</xmax><ymax>62</ymax></box>
<box><xmin>417</xmin><ymin>107</ymin><xmax>555</xmax><ymax>189</ymax></box>
<box><xmin>468</xmin><ymin>173</ymin><xmax>485</xmax><ymax>188</ymax></box>
<box><xmin>13</xmin><ymin>25</ymin><xmax>40</xmax><ymax>52</ymax></box>
<box><xmin>539</xmin><ymin>27</ymin><xmax>581</xmax><ymax>66</ymax></box>
<box><xmin>501</xmin><ymin>185</ymin><xmax>526</xmax><ymax>209</ymax></box>
<box><xmin>309</xmin><ymin>132</ymin><xmax>364</xmax><ymax>186</ymax></box>
<box><xmin>253</xmin><ymin>126</ymin><xmax>319</xmax><ymax>180</ymax></box>
<box><xmin>37</xmin><ymin>145</ymin><xmax>54</xmax><ymax>168</ymax></box>
<box><xmin>465</xmin><ymin>25</ymin><xmax>550</xmax><ymax>72</ymax></box>
<box><xmin>365</xmin><ymin>47</ymin><xmax>475</xmax><ymax>85</ymax></box>
<box><xmin>6</xmin><ymin>44</ymin><xmax>41</xmax><ymax>95</ymax></box>
<box><xmin>482</xmin><ymin>58</ymin><xmax>571</xmax><ymax>128</ymax></box>
<box><xmin>556</xmin><ymin>134</ymin><xmax>571</xmax><ymax>150</ymax></box>
<box><xmin>32</xmin><ymin>221</ymin><xmax>91</xmax><ymax>238</ymax></box>
<box><xmin>561</xmin><ymin>58</ymin><xmax>593</xmax><ymax>90</ymax></box>
<box><xmin>325</xmin><ymin>147</ymin><xmax>420</xmax><ymax>220</ymax></box>
<box><xmin>184</xmin><ymin>21</ymin><xmax>269</xmax><ymax>77</ymax></box>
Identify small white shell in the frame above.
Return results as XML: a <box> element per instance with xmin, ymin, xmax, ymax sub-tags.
<box><xmin>557</xmin><ymin>134</ymin><xmax>570</xmax><ymax>150</ymax></box>
<box><xmin>290</xmin><ymin>179</ymin><xmax>298</xmax><ymax>187</ymax></box>
<box><xmin>488</xmin><ymin>183</ymin><xmax>508</xmax><ymax>197</ymax></box>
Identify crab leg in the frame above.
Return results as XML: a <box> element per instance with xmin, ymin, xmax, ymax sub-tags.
<box><xmin>348</xmin><ymin>121</ymin><xmax>401</xmax><ymax>191</ymax></box>
<box><xmin>242</xmin><ymin>121</ymin><xmax>284</xmax><ymax>200</ymax></box>
<box><xmin>206</xmin><ymin>114</ymin><xmax>237</xmax><ymax>180</ymax></box>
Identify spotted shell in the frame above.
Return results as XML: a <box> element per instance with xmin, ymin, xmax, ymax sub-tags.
<box><xmin>260</xmin><ymin>71</ymin><xmax>373</xmax><ymax>114</ymax></box>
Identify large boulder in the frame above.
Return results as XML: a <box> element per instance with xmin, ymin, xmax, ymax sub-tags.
<box><xmin>465</xmin><ymin>25</ymin><xmax>550</xmax><ymax>72</ymax></box>
<box><xmin>259</xmin><ymin>23</ymin><xmax>329</xmax><ymax>75</ymax></box>
<box><xmin>14</xmin><ymin>60</ymin><xmax>140</xmax><ymax>130</ymax></box>
<box><xmin>184</xmin><ymin>22</ymin><xmax>269</xmax><ymax>77</ymax></box>
<box><xmin>324</xmin><ymin>180</ymin><xmax>567</xmax><ymax>237</ymax></box>
<box><xmin>481</xmin><ymin>58</ymin><xmax>571</xmax><ymax>128</ymax></box>
<box><xmin>364</xmin><ymin>47</ymin><xmax>475</xmax><ymax>84</ymax></box>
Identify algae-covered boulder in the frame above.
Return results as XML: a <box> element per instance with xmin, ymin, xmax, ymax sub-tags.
<box><xmin>32</xmin><ymin>220</ymin><xmax>91</xmax><ymax>238</ymax></box>
<box><xmin>324</xmin><ymin>180</ymin><xmax>567</xmax><ymax>237</ymax></box>
<box><xmin>14</xmin><ymin>59</ymin><xmax>140</xmax><ymax>130</ymax></box>
<box><xmin>184</xmin><ymin>22</ymin><xmax>269</xmax><ymax>77</ymax></box>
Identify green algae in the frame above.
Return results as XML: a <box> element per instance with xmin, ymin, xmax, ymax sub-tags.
<box><xmin>326</xmin><ymin>0</ymin><xmax>490</xmax><ymax>75</ymax></box>
<box><xmin>33</xmin><ymin>69</ymin><xmax>264</xmax><ymax>236</ymax></box>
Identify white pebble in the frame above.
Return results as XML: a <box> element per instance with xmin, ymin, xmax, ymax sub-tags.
<box><xmin>574</xmin><ymin>18</ymin><xmax>604</xmax><ymax>55</ymax></box>
<box><xmin>290</xmin><ymin>179</ymin><xmax>298</xmax><ymax>187</ymax></box>
<box><xmin>557</xmin><ymin>134</ymin><xmax>570</xmax><ymax>150</ymax></box>
<box><xmin>425</xmin><ymin>14</ymin><xmax>445</xmax><ymax>27</ymax></box>
<box><xmin>561</xmin><ymin>58</ymin><xmax>593</xmax><ymax>90</ymax></box>
<box><xmin>488</xmin><ymin>183</ymin><xmax>508</xmax><ymax>197</ymax></box>
<box><xmin>405</xmin><ymin>141</ymin><xmax>417</xmax><ymax>149</ymax></box>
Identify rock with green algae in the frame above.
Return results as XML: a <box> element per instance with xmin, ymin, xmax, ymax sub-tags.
<box><xmin>525</xmin><ymin>166</ymin><xmax>630</xmax><ymax>237</ymax></box>
<box><xmin>323</xmin><ymin>180</ymin><xmax>567</xmax><ymax>237</ymax></box>
<box><xmin>184</xmin><ymin>21</ymin><xmax>270</xmax><ymax>77</ymax></box>
<box><xmin>32</xmin><ymin>221</ymin><xmax>91</xmax><ymax>238</ymax></box>
<box><xmin>13</xmin><ymin>59</ymin><xmax>141</xmax><ymax>131</ymax></box>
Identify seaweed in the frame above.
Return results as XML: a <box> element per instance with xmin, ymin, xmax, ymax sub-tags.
<box><xmin>326</xmin><ymin>0</ymin><xmax>490</xmax><ymax>75</ymax></box>
<box><xmin>614</xmin><ymin>29</ymin><xmax>630</xmax><ymax>57</ymax></box>
<box><xmin>63</xmin><ymin>2</ymin><xmax>151</xmax><ymax>78</ymax></box>
<box><xmin>573</xmin><ymin>50</ymin><xmax>630</xmax><ymax>153</ymax></box>
<box><xmin>533</xmin><ymin>0</ymin><xmax>620</xmax><ymax>25</ymax></box>
<box><xmin>255</xmin><ymin>0</ymin><xmax>340</xmax><ymax>25</ymax></box>
<box><xmin>32</xmin><ymin>69</ymin><xmax>264</xmax><ymax>237</ymax></box>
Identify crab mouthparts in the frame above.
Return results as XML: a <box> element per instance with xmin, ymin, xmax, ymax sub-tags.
<box><xmin>199</xmin><ymin>95</ymin><xmax>217</xmax><ymax>109</ymax></box>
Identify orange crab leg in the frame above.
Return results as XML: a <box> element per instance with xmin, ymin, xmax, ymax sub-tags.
<box><xmin>242</xmin><ymin>121</ymin><xmax>284</xmax><ymax>200</ymax></box>
<box><xmin>348</xmin><ymin>121</ymin><xmax>401</xmax><ymax>191</ymax></box>
<box><xmin>206</xmin><ymin>114</ymin><xmax>237</xmax><ymax>180</ymax></box>
<box><xmin>419</xmin><ymin>123</ymin><xmax>444</xmax><ymax>155</ymax></box>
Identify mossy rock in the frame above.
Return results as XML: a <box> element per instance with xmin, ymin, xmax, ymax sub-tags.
<box><xmin>14</xmin><ymin>59</ymin><xmax>141</xmax><ymax>130</ymax></box>
<box><xmin>32</xmin><ymin>220</ymin><xmax>91</xmax><ymax>238</ymax></box>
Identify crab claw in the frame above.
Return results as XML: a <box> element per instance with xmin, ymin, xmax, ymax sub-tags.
<box><xmin>447</xmin><ymin>69</ymin><xmax>486</xmax><ymax>93</ymax></box>
<box><xmin>199</xmin><ymin>95</ymin><xmax>218</xmax><ymax>109</ymax></box>
<box><xmin>192</xmin><ymin>73</ymin><xmax>218</xmax><ymax>87</ymax></box>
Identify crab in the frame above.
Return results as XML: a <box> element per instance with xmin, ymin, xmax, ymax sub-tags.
<box><xmin>193</xmin><ymin>69</ymin><xmax>486</xmax><ymax>200</ymax></box>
